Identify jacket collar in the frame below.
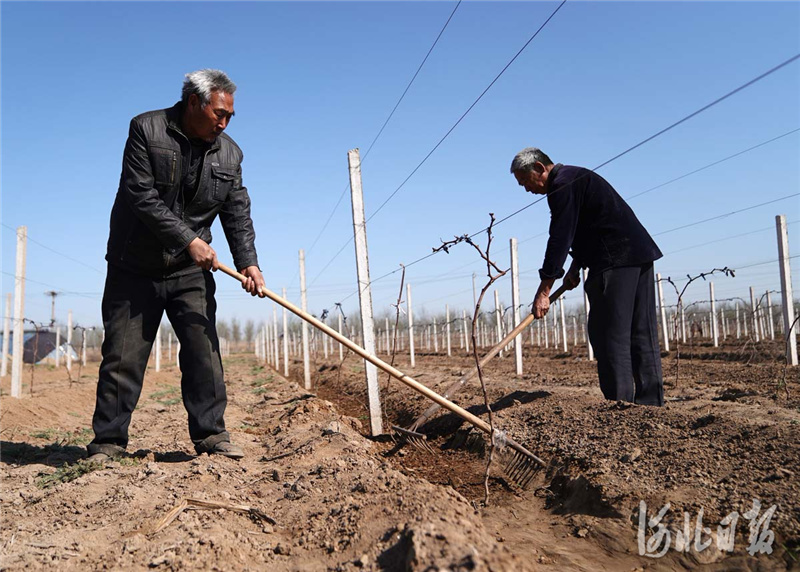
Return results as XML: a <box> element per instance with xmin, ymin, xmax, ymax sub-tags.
<box><xmin>166</xmin><ymin>101</ymin><xmax>221</xmax><ymax>151</ymax></box>
<box><xmin>546</xmin><ymin>163</ymin><xmax>563</xmax><ymax>194</ymax></box>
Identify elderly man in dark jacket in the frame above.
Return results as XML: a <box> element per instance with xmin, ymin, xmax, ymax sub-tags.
<box><xmin>88</xmin><ymin>69</ymin><xmax>265</xmax><ymax>462</ymax></box>
<box><xmin>511</xmin><ymin>147</ymin><xmax>664</xmax><ymax>406</ymax></box>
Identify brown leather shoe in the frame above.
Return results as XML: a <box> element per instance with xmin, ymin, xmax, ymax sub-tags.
<box><xmin>206</xmin><ymin>441</ymin><xmax>244</xmax><ymax>459</ymax></box>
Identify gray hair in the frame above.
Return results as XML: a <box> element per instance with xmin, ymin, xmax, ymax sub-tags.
<box><xmin>181</xmin><ymin>69</ymin><xmax>237</xmax><ymax>106</ymax></box>
<box><xmin>510</xmin><ymin>147</ymin><xmax>553</xmax><ymax>173</ymax></box>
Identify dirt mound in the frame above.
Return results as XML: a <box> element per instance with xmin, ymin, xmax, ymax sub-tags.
<box><xmin>0</xmin><ymin>360</ymin><xmax>519</xmax><ymax>570</ymax></box>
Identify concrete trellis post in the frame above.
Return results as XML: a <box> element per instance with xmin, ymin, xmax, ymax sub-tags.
<box><xmin>432</xmin><ymin>319</ymin><xmax>438</xmax><ymax>353</ymax></box>
<box><xmin>445</xmin><ymin>305</ymin><xmax>451</xmax><ymax>357</ymax></box>
<box><xmin>735</xmin><ymin>303</ymin><xmax>741</xmax><ymax>339</ymax></box>
<box><xmin>299</xmin><ymin>249</ymin><xmax>311</xmax><ymax>389</ymax></box>
<box><xmin>572</xmin><ymin>316</ymin><xmax>578</xmax><ymax>347</ymax></box>
<box><xmin>710</xmin><ymin>282</ymin><xmax>718</xmax><ymax>347</ymax></box>
<box><xmin>347</xmin><ymin>148</ymin><xmax>382</xmax><ymax>435</ymax></box>
<box><xmin>385</xmin><ymin>317</ymin><xmax>390</xmax><ymax>354</ymax></box>
<box><xmin>582</xmin><ymin>269</ymin><xmax>594</xmax><ymax>361</ymax></box>
<box><xmin>510</xmin><ymin>237</ymin><xmax>523</xmax><ymax>375</ymax></box>
<box><xmin>655</xmin><ymin>273</ymin><xmax>669</xmax><ymax>352</ymax></box>
<box><xmin>766</xmin><ymin>291</ymin><xmax>775</xmax><ymax>341</ymax></box>
<box><xmin>55</xmin><ymin>328</ymin><xmax>61</xmax><ymax>368</ymax></box>
<box><xmin>67</xmin><ymin>310</ymin><xmax>73</xmax><ymax>373</ymax></box>
<box><xmin>155</xmin><ymin>324</ymin><xmax>162</xmax><ymax>372</ymax></box>
<box><xmin>176</xmin><ymin>340</ymin><xmax>181</xmax><ymax>369</ymax></box>
<box><xmin>273</xmin><ymin>306</ymin><xmax>280</xmax><ymax>371</ymax></box>
<box><xmin>407</xmin><ymin>283</ymin><xmax>415</xmax><ymax>368</ymax></box>
<box><xmin>776</xmin><ymin>214</ymin><xmax>798</xmax><ymax>365</ymax></box>
<box><xmin>1</xmin><ymin>293</ymin><xmax>11</xmax><ymax>377</ymax></box>
<box><xmin>559</xmin><ymin>299</ymin><xmax>568</xmax><ymax>353</ymax></box>
<box><xmin>543</xmin><ymin>312</ymin><xmax>549</xmax><ymax>348</ymax></box>
<box><xmin>282</xmin><ymin>288</ymin><xmax>289</xmax><ymax>376</ymax></box>
<box><xmin>338</xmin><ymin>313</ymin><xmax>344</xmax><ymax>361</ymax></box>
<box><xmin>750</xmin><ymin>287</ymin><xmax>760</xmax><ymax>343</ymax></box>
<box><xmin>81</xmin><ymin>329</ymin><xmax>87</xmax><ymax>366</ymax></box>
<box><xmin>10</xmin><ymin>226</ymin><xmax>27</xmax><ymax>397</ymax></box>
<box><xmin>462</xmin><ymin>310</ymin><xmax>469</xmax><ymax>353</ymax></box>
<box><xmin>494</xmin><ymin>290</ymin><xmax>503</xmax><ymax>358</ymax></box>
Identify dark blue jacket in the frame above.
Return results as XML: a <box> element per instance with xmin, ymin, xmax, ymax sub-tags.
<box><xmin>539</xmin><ymin>164</ymin><xmax>662</xmax><ymax>280</ymax></box>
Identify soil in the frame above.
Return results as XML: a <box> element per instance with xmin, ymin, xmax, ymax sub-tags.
<box><xmin>0</xmin><ymin>337</ymin><xmax>798</xmax><ymax>571</ymax></box>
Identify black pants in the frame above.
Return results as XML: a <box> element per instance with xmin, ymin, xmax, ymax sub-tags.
<box><xmin>584</xmin><ymin>262</ymin><xmax>664</xmax><ymax>406</ymax></box>
<box><xmin>88</xmin><ymin>265</ymin><xmax>229</xmax><ymax>456</ymax></box>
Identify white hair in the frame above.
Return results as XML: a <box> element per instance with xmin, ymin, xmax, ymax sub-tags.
<box><xmin>510</xmin><ymin>147</ymin><xmax>553</xmax><ymax>173</ymax></box>
<box><xmin>181</xmin><ymin>69</ymin><xmax>237</xmax><ymax>106</ymax></box>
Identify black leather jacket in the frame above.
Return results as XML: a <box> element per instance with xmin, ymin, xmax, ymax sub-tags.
<box><xmin>106</xmin><ymin>101</ymin><xmax>259</xmax><ymax>277</ymax></box>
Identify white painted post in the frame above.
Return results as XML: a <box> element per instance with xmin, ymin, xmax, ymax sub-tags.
<box><xmin>445</xmin><ymin>305</ymin><xmax>452</xmax><ymax>357</ymax></box>
<box><xmin>335</xmin><ymin>312</ymin><xmax>343</xmax><ymax>361</ymax></box>
<box><xmin>509</xmin><ymin>237</ymin><xmax>523</xmax><ymax>375</ymax></box>
<box><xmin>1</xmin><ymin>293</ymin><xmax>11</xmax><ymax>377</ymax></box>
<box><xmin>572</xmin><ymin>316</ymin><xmax>578</xmax><ymax>347</ymax></box>
<box><xmin>560</xmin><ymin>299</ymin><xmax>568</xmax><ymax>353</ymax></box>
<box><xmin>66</xmin><ymin>310</ymin><xmax>73</xmax><ymax>372</ymax></box>
<box><xmin>299</xmin><ymin>249</ymin><xmax>311</xmax><ymax>389</ymax></box>
<box><xmin>494</xmin><ymin>290</ymin><xmax>503</xmax><ymax>357</ymax></box>
<box><xmin>433</xmin><ymin>318</ymin><xmax>439</xmax><ymax>353</ymax></box>
<box><xmin>55</xmin><ymin>327</ymin><xmax>61</xmax><ymax>368</ymax></box>
<box><xmin>462</xmin><ymin>310</ymin><xmax>469</xmax><ymax>353</ymax></box>
<box><xmin>656</xmin><ymin>273</ymin><xmax>670</xmax><ymax>352</ymax></box>
<box><xmin>581</xmin><ymin>269</ymin><xmax>593</xmax><ymax>361</ymax></box>
<box><xmin>750</xmin><ymin>287</ymin><xmax>760</xmax><ymax>343</ymax></box>
<box><xmin>10</xmin><ymin>227</ymin><xmax>27</xmax><ymax>397</ymax></box>
<box><xmin>543</xmin><ymin>311</ymin><xmax>549</xmax><ymax>348</ymax></box>
<box><xmin>776</xmin><ymin>215</ymin><xmax>798</xmax><ymax>365</ymax></box>
<box><xmin>155</xmin><ymin>324</ymin><xmax>162</xmax><ymax>372</ymax></box>
<box><xmin>766</xmin><ymin>291</ymin><xmax>775</xmax><ymax>341</ymax></box>
<box><xmin>735</xmin><ymin>303</ymin><xmax>741</xmax><ymax>339</ymax></box>
<box><xmin>273</xmin><ymin>306</ymin><xmax>280</xmax><ymax>371</ymax></box>
<box><xmin>81</xmin><ymin>329</ymin><xmax>87</xmax><ymax>366</ymax></box>
<box><xmin>710</xmin><ymin>282</ymin><xmax>718</xmax><ymax>347</ymax></box>
<box><xmin>384</xmin><ymin>317</ymin><xmax>390</xmax><ymax>354</ymax></box>
<box><xmin>347</xmin><ymin>148</ymin><xmax>382</xmax><ymax>435</ymax></box>
<box><xmin>282</xmin><ymin>288</ymin><xmax>289</xmax><ymax>376</ymax></box>
<box><xmin>176</xmin><ymin>340</ymin><xmax>181</xmax><ymax>370</ymax></box>
<box><xmin>407</xmin><ymin>283</ymin><xmax>415</xmax><ymax>368</ymax></box>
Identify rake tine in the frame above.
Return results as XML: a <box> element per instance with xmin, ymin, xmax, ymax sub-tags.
<box><xmin>392</xmin><ymin>425</ymin><xmax>434</xmax><ymax>453</ymax></box>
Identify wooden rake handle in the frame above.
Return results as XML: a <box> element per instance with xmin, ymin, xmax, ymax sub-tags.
<box><xmin>409</xmin><ymin>283</ymin><xmax>569</xmax><ymax>431</ymax></box>
<box><xmin>215</xmin><ymin>263</ymin><xmax>499</xmax><ymax>437</ymax></box>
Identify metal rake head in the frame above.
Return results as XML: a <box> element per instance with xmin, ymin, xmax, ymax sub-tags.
<box><xmin>392</xmin><ymin>425</ymin><xmax>435</xmax><ymax>453</ymax></box>
<box><xmin>500</xmin><ymin>447</ymin><xmax>541</xmax><ymax>489</ymax></box>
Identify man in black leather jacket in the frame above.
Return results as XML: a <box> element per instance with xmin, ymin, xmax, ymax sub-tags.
<box><xmin>511</xmin><ymin>147</ymin><xmax>664</xmax><ymax>406</ymax></box>
<box><xmin>87</xmin><ymin>69</ymin><xmax>265</xmax><ymax>462</ymax></box>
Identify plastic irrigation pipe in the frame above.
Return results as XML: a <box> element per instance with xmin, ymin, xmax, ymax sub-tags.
<box><xmin>216</xmin><ymin>262</ymin><xmax>545</xmax><ymax>466</ymax></box>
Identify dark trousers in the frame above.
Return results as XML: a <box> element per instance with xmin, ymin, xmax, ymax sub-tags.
<box><xmin>88</xmin><ymin>265</ymin><xmax>229</xmax><ymax>456</ymax></box>
<box><xmin>584</xmin><ymin>262</ymin><xmax>664</xmax><ymax>406</ymax></box>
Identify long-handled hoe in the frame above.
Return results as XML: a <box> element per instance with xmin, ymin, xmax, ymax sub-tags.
<box><xmin>218</xmin><ymin>263</ymin><xmax>546</xmax><ymax>488</ymax></box>
<box><xmin>402</xmin><ymin>284</ymin><xmax>568</xmax><ymax>444</ymax></box>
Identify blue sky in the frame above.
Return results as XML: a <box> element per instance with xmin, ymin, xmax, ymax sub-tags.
<box><xmin>2</xmin><ymin>1</ymin><xmax>799</xmax><ymax>329</ymax></box>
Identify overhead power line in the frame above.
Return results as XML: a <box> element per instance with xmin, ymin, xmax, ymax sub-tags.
<box><xmin>302</xmin><ymin>0</ymin><xmax>463</xmax><ymax>262</ymax></box>
<box><xmin>310</xmin><ymin>0</ymin><xmax>568</xmax><ymax>287</ymax></box>
<box><xmin>1</xmin><ymin>223</ymin><xmax>104</xmax><ymax>274</ymax></box>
